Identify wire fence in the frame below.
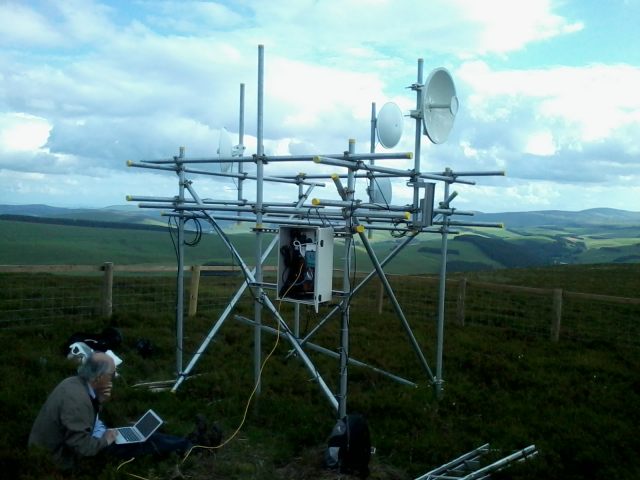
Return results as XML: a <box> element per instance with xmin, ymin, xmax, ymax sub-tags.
<box><xmin>1</xmin><ymin>265</ymin><xmax>638</xmax><ymax>348</ymax></box>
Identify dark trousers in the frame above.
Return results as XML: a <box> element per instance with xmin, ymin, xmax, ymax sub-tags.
<box><xmin>105</xmin><ymin>432</ymin><xmax>192</xmax><ymax>459</ymax></box>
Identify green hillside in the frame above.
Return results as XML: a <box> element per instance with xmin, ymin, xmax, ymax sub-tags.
<box><xmin>0</xmin><ymin>219</ymin><xmax>271</xmax><ymax>266</ymax></box>
<box><xmin>1</xmin><ymin>213</ymin><xmax>639</xmax><ymax>272</ymax></box>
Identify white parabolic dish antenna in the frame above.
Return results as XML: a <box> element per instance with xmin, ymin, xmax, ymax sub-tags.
<box><xmin>369</xmin><ymin>176</ymin><xmax>393</xmax><ymax>204</ymax></box>
<box><xmin>422</xmin><ymin>68</ymin><xmax>458</xmax><ymax>144</ymax></box>
<box><xmin>218</xmin><ymin>128</ymin><xmax>233</xmax><ymax>173</ymax></box>
<box><xmin>376</xmin><ymin>102</ymin><xmax>404</xmax><ymax>149</ymax></box>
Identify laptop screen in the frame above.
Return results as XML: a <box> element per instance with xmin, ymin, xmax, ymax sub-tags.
<box><xmin>135</xmin><ymin>411</ymin><xmax>162</xmax><ymax>437</ymax></box>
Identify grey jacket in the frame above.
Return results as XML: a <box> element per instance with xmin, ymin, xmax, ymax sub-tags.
<box><xmin>28</xmin><ymin>375</ymin><xmax>109</xmax><ymax>469</ymax></box>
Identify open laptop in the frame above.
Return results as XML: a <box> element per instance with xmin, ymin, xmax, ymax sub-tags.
<box><xmin>114</xmin><ymin>409</ymin><xmax>163</xmax><ymax>444</ymax></box>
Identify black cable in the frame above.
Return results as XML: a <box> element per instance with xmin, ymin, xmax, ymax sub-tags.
<box><xmin>390</xmin><ymin>219</ymin><xmax>408</xmax><ymax>238</ymax></box>
<box><xmin>167</xmin><ymin>217</ymin><xmax>179</xmax><ymax>260</ymax></box>
<box><xmin>184</xmin><ymin>217</ymin><xmax>203</xmax><ymax>246</ymax></box>
<box><xmin>168</xmin><ymin>215</ymin><xmax>203</xmax><ymax>247</ymax></box>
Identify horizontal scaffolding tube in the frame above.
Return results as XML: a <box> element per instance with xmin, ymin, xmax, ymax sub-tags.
<box><xmin>433</xmin><ymin>208</ymin><xmax>475</xmax><ymax>216</ymax></box>
<box><xmin>137</xmin><ymin>202</ymin><xmax>412</xmax><ymax>224</ymax></box>
<box><xmin>434</xmin><ymin>220</ymin><xmax>504</xmax><ymax>228</ymax></box>
<box><xmin>127</xmin><ymin>195</ymin><xmax>249</xmax><ymax>206</ymax></box>
<box><xmin>127</xmin><ymin>161</ymin><xmax>177</xmax><ymax>172</ymax></box>
<box><xmin>314</xmin><ymin>156</ymin><xmax>467</xmax><ymax>184</ymax></box>
<box><xmin>312</xmin><ymin>198</ymin><xmax>412</xmax><ymax>212</ymax></box>
<box><xmin>139</xmin><ymin>151</ymin><xmax>412</xmax><ymax>165</ymax></box>
<box><xmin>287</xmin><ymin>173</ymin><xmax>397</xmax><ymax>180</ymax></box>
<box><xmin>448</xmin><ymin>170</ymin><xmax>506</xmax><ymax>177</ymax></box>
<box><xmin>162</xmin><ymin>211</ymin><xmax>346</xmax><ymax>229</ymax></box>
<box><xmin>183</xmin><ymin>167</ymin><xmax>325</xmax><ymax>186</ymax></box>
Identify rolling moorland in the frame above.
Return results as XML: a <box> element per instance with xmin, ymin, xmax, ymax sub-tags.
<box><xmin>1</xmin><ymin>204</ymin><xmax>639</xmax><ymax>272</ymax></box>
<box><xmin>1</xmin><ymin>204</ymin><xmax>639</xmax><ymax>479</ymax></box>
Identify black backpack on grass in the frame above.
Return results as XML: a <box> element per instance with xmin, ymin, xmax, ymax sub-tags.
<box><xmin>323</xmin><ymin>413</ymin><xmax>371</xmax><ymax>478</ymax></box>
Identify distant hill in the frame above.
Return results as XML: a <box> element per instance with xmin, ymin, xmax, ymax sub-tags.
<box><xmin>473</xmin><ymin>208</ymin><xmax>640</xmax><ymax>228</ymax></box>
<box><xmin>1</xmin><ymin>204</ymin><xmax>639</xmax><ymax>271</ymax></box>
<box><xmin>3</xmin><ymin>204</ymin><xmax>639</xmax><ymax>229</ymax></box>
<box><xmin>0</xmin><ymin>203</ymin><xmax>167</xmax><ymax>227</ymax></box>
<box><xmin>0</xmin><ymin>204</ymin><xmax>239</xmax><ymax>231</ymax></box>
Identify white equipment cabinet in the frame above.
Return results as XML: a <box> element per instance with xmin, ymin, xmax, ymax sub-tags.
<box><xmin>277</xmin><ymin>226</ymin><xmax>333</xmax><ymax>312</ymax></box>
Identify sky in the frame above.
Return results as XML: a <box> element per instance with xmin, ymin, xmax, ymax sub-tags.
<box><xmin>1</xmin><ymin>0</ymin><xmax>639</xmax><ymax>213</ymax></box>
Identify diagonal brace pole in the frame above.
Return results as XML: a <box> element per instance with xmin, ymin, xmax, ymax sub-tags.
<box><xmin>357</xmin><ymin>231</ymin><xmax>435</xmax><ymax>383</ymax></box>
<box><xmin>294</xmin><ymin>232</ymin><xmax>418</xmax><ymax>350</ymax></box>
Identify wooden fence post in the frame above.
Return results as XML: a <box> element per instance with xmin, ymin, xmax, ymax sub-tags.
<box><xmin>551</xmin><ymin>288</ymin><xmax>563</xmax><ymax>342</ymax></box>
<box><xmin>101</xmin><ymin>262</ymin><xmax>113</xmax><ymax>318</ymax></box>
<box><xmin>456</xmin><ymin>277</ymin><xmax>467</xmax><ymax>326</ymax></box>
<box><xmin>377</xmin><ymin>278</ymin><xmax>384</xmax><ymax>314</ymax></box>
<box><xmin>188</xmin><ymin>265</ymin><xmax>201</xmax><ymax>317</ymax></box>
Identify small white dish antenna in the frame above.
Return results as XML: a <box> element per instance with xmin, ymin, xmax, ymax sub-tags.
<box><xmin>422</xmin><ymin>68</ymin><xmax>458</xmax><ymax>144</ymax></box>
<box><xmin>218</xmin><ymin>128</ymin><xmax>233</xmax><ymax>172</ymax></box>
<box><xmin>369</xmin><ymin>176</ymin><xmax>393</xmax><ymax>204</ymax></box>
<box><xmin>376</xmin><ymin>102</ymin><xmax>404</xmax><ymax>149</ymax></box>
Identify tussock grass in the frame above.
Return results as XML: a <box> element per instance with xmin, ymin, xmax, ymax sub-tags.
<box><xmin>1</xmin><ymin>266</ymin><xmax>639</xmax><ymax>479</ymax></box>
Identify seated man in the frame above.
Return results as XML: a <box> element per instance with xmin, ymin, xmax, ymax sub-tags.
<box><xmin>28</xmin><ymin>351</ymin><xmax>192</xmax><ymax>471</ymax></box>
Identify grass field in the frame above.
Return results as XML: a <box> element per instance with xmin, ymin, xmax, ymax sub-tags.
<box><xmin>1</xmin><ymin>265</ymin><xmax>639</xmax><ymax>479</ymax></box>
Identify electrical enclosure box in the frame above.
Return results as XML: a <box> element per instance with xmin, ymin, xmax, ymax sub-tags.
<box><xmin>418</xmin><ymin>182</ymin><xmax>436</xmax><ymax>227</ymax></box>
<box><xmin>277</xmin><ymin>226</ymin><xmax>333</xmax><ymax>312</ymax></box>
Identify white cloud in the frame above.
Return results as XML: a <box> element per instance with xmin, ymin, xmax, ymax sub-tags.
<box><xmin>454</xmin><ymin>0</ymin><xmax>583</xmax><ymax>54</ymax></box>
<box><xmin>0</xmin><ymin>113</ymin><xmax>50</xmax><ymax>151</ymax></box>
<box><xmin>524</xmin><ymin>131</ymin><xmax>557</xmax><ymax>156</ymax></box>
<box><xmin>0</xmin><ymin>2</ymin><xmax>64</xmax><ymax>47</ymax></box>
<box><xmin>0</xmin><ymin>0</ymin><xmax>638</xmax><ymax>213</ymax></box>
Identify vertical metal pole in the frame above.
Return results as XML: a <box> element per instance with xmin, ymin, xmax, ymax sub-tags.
<box><xmin>294</xmin><ymin>181</ymin><xmax>303</xmax><ymax>338</ymax></box>
<box><xmin>369</xmin><ymin>103</ymin><xmax>376</xmax><ymax>160</ymax></box>
<box><xmin>176</xmin><ymin>146</ymin><xmax>186</xmax><ymax>375</ymax></box>
<box><xmin>254</xmin><ymin>45</ymin><xmax>265</xmax><ymax>393</ymax></box>
<box><xmin>368</xmin><ymin>102</ymin><xmax>376</xmax><ymax>240</ymax></box>
<box><xmin>238</xmin><ymin>83</ymin><xmax>245</xmax><ymax>224</ymax></box>
<box><xmin>413</xmin><ymin>59</ymin><xmax>424</xmax><ymax>224</ymax></box>
<box><xmin>435</xmin><ymin>173</ymin><xmax>451</xmax><ymax>397</ymax></box>
<box><xmin>294</xmin><ymin>303</ymin><xmax>301</xmax><ymax>337</ymax></box>
<box><xmin>339</xmin><ymin>139</ymin><xmax>356</xmax><ymax>418</ymax></box>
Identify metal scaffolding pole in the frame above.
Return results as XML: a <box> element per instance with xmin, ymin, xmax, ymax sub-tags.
<box><xmin>238</xmin><ymin>83</ymin><xmax>245</xmax><ymax>224</ymax></box>
<box><xmin>254</xmin><ymin>44</ymin><xmax>265</xmax><ymax>393</ymax></box>
<box><xmin>435</xmin><ymin>172</ymin><xmax>452</xmax><ymax>397</ymax></box>
<box><xmin>338</xmin><ymin>138</ymin><xmax>356</xmax><ymax>418</ymax></box>
<box><xmin>412</xmin><ymin>58</ymin><xmax>424</xmax><ymax>224</ymax></box>
<box><xmin>358</xmin><ymin>230</ymin><xmax>435</xmax><ymax>383</ymax></box>
<box><xmin>176</xmin><ymin>146</ymin><xmax>186</xmax><ymax>375</ymax></box>
<box><xmin>234</xmin><ymin>315</ymin><xmax>417</xmax><ymax>387</ymax></box>
<box><xmin>294</xmin><ymin>232</ymin><xmax>417</xmax><ymax>351</ymax></box>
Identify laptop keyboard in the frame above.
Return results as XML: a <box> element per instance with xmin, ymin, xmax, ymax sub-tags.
<box><xmin>118</xmin><ymin>427</ymin><xmax>141</xmax><ymax>442</ymax></box>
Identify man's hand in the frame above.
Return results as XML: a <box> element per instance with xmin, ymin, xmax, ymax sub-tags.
<box><xmin>105</xmin><ymin>429</ymin><xmax>118</xmax><ymax>445</ymax></box>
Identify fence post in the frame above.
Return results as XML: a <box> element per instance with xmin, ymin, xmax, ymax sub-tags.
<box><xmin>377</xmin><ymin>278</ymin><xmax>384</xmax><ymax>314</ymax></box>
<box><xmin>101</xmin><ymin>262</ymin><xmax>113</xmax><ymax>318</ymax></box>
<box><xmin>551</xmin><ymin>288</ymin><xmax>563</xmax><ymax>342</ymax></box>
<box><xmin>456</xmin><ymin>277</ymin><xmax>467</xmax><ymax>326</ymax></box>
<box><xmin>188</xmin><ymin>265</ymin><xmax>201</xmax><ymax>317</ymax></box>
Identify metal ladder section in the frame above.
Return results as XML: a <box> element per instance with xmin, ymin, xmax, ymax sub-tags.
<box><xmin>415</xmin><ymin>443</ymin><xmax>538</xmax><ymax>480</ymax></box>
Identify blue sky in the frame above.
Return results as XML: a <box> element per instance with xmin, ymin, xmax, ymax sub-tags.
<box><xmin>0</xmin><ymin>0</ymin><xmax>639</xmax><ymax>213</ymax></box>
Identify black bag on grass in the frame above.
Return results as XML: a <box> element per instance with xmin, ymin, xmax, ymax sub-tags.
<box><xmin>323</xmin><ymin>413</ymin><xmax>371</xmax><ymax>478</ymax></box>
